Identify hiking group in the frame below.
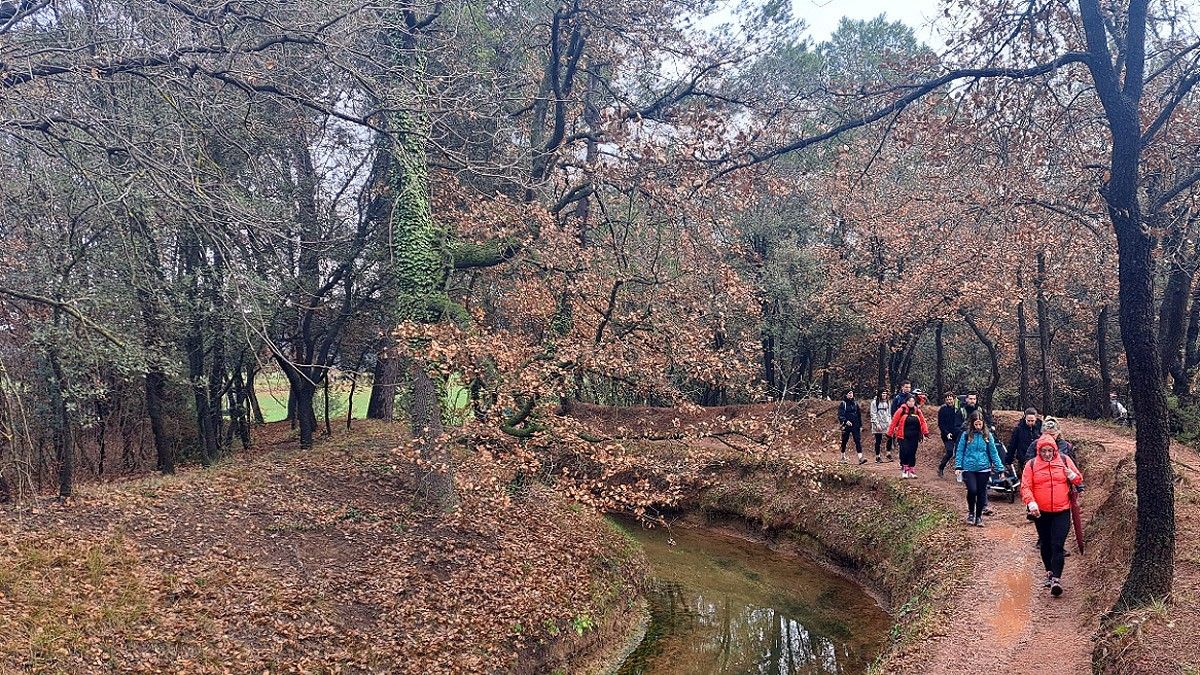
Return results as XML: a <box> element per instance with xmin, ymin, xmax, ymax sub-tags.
<box><xmin>837</xmin><ymin>382</ymin><xmax>1086</xmax><ymax>597</ymax></box>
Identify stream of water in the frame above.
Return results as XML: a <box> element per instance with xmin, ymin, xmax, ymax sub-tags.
<box><xmin>615</xmin><ymin>520</ymin><xmax>890</xmax><ymax>675</ymax></box>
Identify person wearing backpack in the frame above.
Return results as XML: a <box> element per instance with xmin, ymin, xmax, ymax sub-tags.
<box><xmin>955</xmin><ymin>413</ymin><xmax>1005</xmax><ymax>526</ymax></box>
<box><xmin>937</xmin><ymin>391</ymin><xmax>965</xmax><ymax>478</ymax></box>
<box><xmin>887</xmin><ymin>394</ymin><xmax>928</xmax><ymax>479</ymax></box>
<box><xmin>837</xmin><ymin>389</ymin><xmax>867</xmax><ymax>465</ymax></box>
<box><xmin>870</xmin><ymin>389</ymin><xmax>892</xmax><ymax>463</ymax></box>
<box><xmin>1022</xmin><ymin>434</ymin><xmax>1084</xmax><ymax>596</ymax></box>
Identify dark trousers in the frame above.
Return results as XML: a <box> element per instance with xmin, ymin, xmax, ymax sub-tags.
<box><xmin>874</xmin><ymin>433</ymin><xmax>885</xmax><ymax>456</ymax></box>
<box><xmin>1034</xmin><ymin>510</ymin><xmax>1072</xmax><ymax>578</ymax></box>
<box><xmin>841</xmin><ymin>427</ymin><xmax>862</xmax><ymax>454</ymax></box>
<box><xmin>899</xmin><ymin>440</ymin><xmax>918</xmax><ymax>468</ymax></box>
<box><xmin>938</xmin><ymin>438</ymin><xmax>955</xmax><ymax>471</ymax></box>
<box><xmin>963</xmin><ymin>471</ymin><xmax>990</xmax><ymax>519</ymax></box>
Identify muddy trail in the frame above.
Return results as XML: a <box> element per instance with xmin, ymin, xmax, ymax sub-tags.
<box><xmin>843</xmin><ymin>417</ymin><xmax>1133</xmax><ymax>675</ymax></box>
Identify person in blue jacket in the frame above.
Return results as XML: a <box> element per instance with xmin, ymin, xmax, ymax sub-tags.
<box><xmin>955</xmin><ymin>412</ymin><xmax>1004</xmax><ymax>527</ymax></box>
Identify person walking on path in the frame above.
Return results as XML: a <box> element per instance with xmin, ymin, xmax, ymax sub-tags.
<box><xmin>838</xmin><ymin>389</ymin><xmax>867</xmax><ymax>465</ymax></box>
<box><xmin>870</xmin><ymin>389</ymin><xmax>892</xmax><ymax>463</ymax></box>
<box><xmin>888</xmin><ymin>381</ymin><xmax>913</xmax><ymax>460</ymax></box>
<box><xmin>937</xmin><ymin>391</ymin><xmax>965</xmax><ymax>478</ymax></box>
<box><xmin>958</xmin><ymin>390</ymin><xmax>992</xmax><ymax>430</ymax></box>
<box><xmin>1008</xmin><ymin>408</ymin><xmax>1043</xmax><ymax>478</ymax></box>
<box><xmin>888</xmin><ymin>395</ymin><xmax>928</xmax><ymax>479</ymax></box>
<box><xmin>955</xmin><ymin>413</ymin><xmax>1005</xmax><ymax>526</ymax></box>
<box><xmin>1021</xmin><ymin>434</ymin><xmax>1084</xmax><ymax>597</ymax></box>
<box><xmin>1022</xmin><ymin>416</ymin><xmax>1075</xmax><ymax>464</ymax></box>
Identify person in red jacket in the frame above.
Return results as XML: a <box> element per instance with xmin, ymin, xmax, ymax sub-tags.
<box><xmin>1021</xmin><ymin>434</ymin><xmax>1084</xmax><ymax>596</ymax></box>
<box><xmin>888</xmin><ymin>395</ymin><xmax>929</xmax><ymax>479</ymax></box>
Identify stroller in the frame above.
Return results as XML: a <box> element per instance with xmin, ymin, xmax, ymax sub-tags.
<box><xmin>987</xmin><ymin>442</ymin><xmax>1022</xmax><ymax>503</ymax></box>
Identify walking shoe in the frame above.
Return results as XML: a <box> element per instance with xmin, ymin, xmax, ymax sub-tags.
<box><xmin>1050</xmin><ymin>578</ymin><xmax>1062</xmax><ymax>597</ymax></box>
<box><xmin>982</xmin><ymin>507</ymin><xmax>994</xmax><ymax>516</ymax></box>
<box><xmin>875</xmin><ymin>454</ymin><xmax>883</xmax><ymax>463</ymax></box>
<box><xmin>975</xmin><ymin>516</ymin><xmax>985</xmax><ymax>527</ymax></box>
<box><xmin>858</xmin><ymin>456</ymin><xmax>868</xmax><ymax>465</ymax></box>
<box><xmin>1043</xmin><ymin>572</ymin><xmax>1053</xmax><ymax>588</ymax></box>
<box><xmin>839</xmin><ymin>455</ymin><xmax>848</xmax><ymax>464</ymax></box>
<box><xmin>966</xmin><ymin>514</ymin><xmax>976</xmax><ymax>525</ymax></box>
<box><xmin>887</xmin><ymin>453</ymin><xmax>893</xmax><ymax>461</ymax></box>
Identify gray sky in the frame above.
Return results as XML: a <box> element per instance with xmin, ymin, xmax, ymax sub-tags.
<box><xmin>790</xmin><ymin>0</ymin><xmax>944</xmax><ymax>43</ymax></box>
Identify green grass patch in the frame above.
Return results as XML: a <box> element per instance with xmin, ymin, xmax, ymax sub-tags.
<box><xmin>253</xmin><ymin>370</ymin><xmax>469</xmax><ymax>424</ymax></box>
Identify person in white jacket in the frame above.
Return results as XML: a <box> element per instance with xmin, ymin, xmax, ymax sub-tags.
<box><xmin>870</xmin><ymin>389</ymin><xmax>892</xmax><ymax>463</ymax></box>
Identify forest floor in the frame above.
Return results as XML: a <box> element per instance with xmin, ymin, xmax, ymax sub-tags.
<box><xmin>0</xmin><ymin>421</ymin><xmax>643</xmax><ymax>674</ymax></box>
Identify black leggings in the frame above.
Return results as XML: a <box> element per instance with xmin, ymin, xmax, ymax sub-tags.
<box><xmin>1034</xmin><ymin>510</ymin><xmax>1072</xmax><ymax>579</ymax></box>
<box><xmin>899</xmin><ymin>440</ymin><xmax>918</xmax><ymax>468</ymax></box>
<box><xmin>938</xmin><ymin>438</ymin><xmax>955</xmax><ymax>471</ymax></box>
<box><xmin>874</xmin><ymin>433</ymin><xmax>885</xmax><ymax>456</ymax></box>
<box><xmin>963</xmin><ymin>471</ymin><xmax>990</xmax><ymax>519</ymax></box>
<box><xmin>841</xmin><ymin>428</ymin><xmax>862</xmax><ymax>453</ymax></box>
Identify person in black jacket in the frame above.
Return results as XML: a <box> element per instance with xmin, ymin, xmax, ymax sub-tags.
<box><xmin>838</xmin><ymin>389</ymin><xmax>867</xmax><ymax>464</ymax></box>
<box><xmin>1008</xmin><ymin>408</ymin><xmax>1043</xmax><ymax>478</ymax></box>
<box><xmin>937</xmin><ymin>391</ymin><xmax>965</xmax><ymax>477</ymax></box>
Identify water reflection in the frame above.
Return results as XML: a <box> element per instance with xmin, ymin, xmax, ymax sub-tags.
<box><xmin>616</xmin><ymin>520</ymin><xmax>889</xmax><ymax>675</ymax></box>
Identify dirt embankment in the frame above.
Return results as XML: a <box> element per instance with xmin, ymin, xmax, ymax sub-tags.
<box><xmin>0</xmin><ymin>421</ymin><xmax>643</xmax><ymax>674</ymax></box>
<box><xmin>1086</xmin><ymin>426</ymin><xmax>1200</xmax><ymax>675</ymax></box>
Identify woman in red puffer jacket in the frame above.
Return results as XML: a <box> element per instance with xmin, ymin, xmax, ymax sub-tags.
<box><xmin>1020</xmin><ymin>434</ymin><xmax>1083</xmax><ymax>597</ymax></box>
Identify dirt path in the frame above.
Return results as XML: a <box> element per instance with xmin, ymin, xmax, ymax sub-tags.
<box><xmin>846</xmin><ymin>416</ymin><xmax>1133</xmax><ymax>674</ymax></box>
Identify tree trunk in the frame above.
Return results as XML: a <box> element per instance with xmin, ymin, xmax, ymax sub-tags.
<box><xmin>820</xmin><ymin>341</ymin><xmax>833</xmax><ymax>398</ymax></box>
<box><xmin>246</xmin><ymin>366</ymin><xmax>265</xmax><ymax>425</ymax></box>
<box><xmin>95</xmin><ymin>396</ymin><xmax>108</xmax><ymax>477</ymax></box>
<box><xmin>146</xmin><ymin>369</ymin><xmax>173</xmax><ymax>473</ymax></box>
<box><xmin>1178</xmin><ymin>283</ymin><xmax>1200</xmax><ymax>400</ymax></box>
<box><xmin>1113</xmin><ymin>204</ymin><xmax>1176</xmax><ymax>608</ymax></box>
<box><xmin>1017</xmin><ymin>295</ymin><xmax>1031</xmax><ymax>409</ymax></box>
<box><xmin>1097</xmin><ymin>304</ymin><xmax>1113</xmax><ymax>418</ymax></box>
<box><xmin>962</xmin><ymin>313</ymin><xmax>1000</xmax><ymax>414</ymax></box>
<box><xmin>47</xmin><ymin>344</ymin><xmax>73</xmax><ymax>499</ymax></box>
<box><xmin>292</xmin><ymin>377</ymin><xmax>318</xmax><ymax>449</ymax></box>
<box><xmin>1157</xmin><ymin>242</ymin><xmax>1194</xmax><ymax>384</ymax></box>
<box><xmin>411</xmin><ymin>360</ymin><xmax>457</xmax><ymax>511</ymax></box>
<box><xmin>232</xmin><ymin>367</ymin><xmax>252</xmax><ymax>450</ymax></box>
<box><xmin>1036</xmin><ymin>250</ymin><xmax>1054</xmax><ymax>414</ymax></box>
<box><xmin>1088</xmin><ymin>48</ymin><xmax>1175</xmax><ymax>605</ymax></box>
<box><xmin>876</xmin><ymin>341</ymin><xmax>887</xmax><ymax>395</ymax></box>
<box><xmin>323</xmin><ymin>369</ymin><xmax>332</xmax><ymax>437</ymax></box>
<box><xmin>935</xmin><ymin>320</ymin><xmax>945</xmax><ymax>398</ymax></box>
<box><xmin>762</xmin><ymin>299</ymin><xmax>776</xmax><ymax>397</ymax></box>
<box><xmin>367</xmin><ymin>348</ymin><xmax>402</xmax><ymax>420</ymax></box>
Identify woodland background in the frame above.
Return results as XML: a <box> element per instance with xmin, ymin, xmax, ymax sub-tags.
<box><xmin>0</xmin><ymin>0</ymin><xmax>1198</xmax><ymax>608</ymax></box>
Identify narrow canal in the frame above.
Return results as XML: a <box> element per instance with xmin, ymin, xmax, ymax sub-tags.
<box><xmin>616</xmin><ymin>521</ymin><xmax>891</xmax><ymax>674</ymax></box>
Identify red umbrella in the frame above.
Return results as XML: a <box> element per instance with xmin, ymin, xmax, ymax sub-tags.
<box><xmin>1068</xmin><ymin>486</ymin><xmax>1085</xmax><ymax>554</ymax></box>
